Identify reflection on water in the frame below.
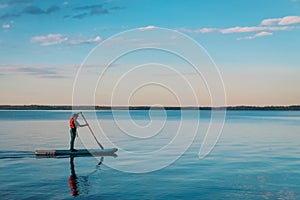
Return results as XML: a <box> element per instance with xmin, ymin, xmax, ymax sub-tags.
<box><xmin>69</xmin><ymin>157</ymin><xmax>80</xmax><ymax>196</ymax></box>
<box><xmin>0</xmin><ymin>110</ymin><xmax>300</xmax><ymax>199</ymax></box>
<box><xmin>69</xmin><ymin>156</ymin><xmax>104</xmax><ymax>197</ymax></box>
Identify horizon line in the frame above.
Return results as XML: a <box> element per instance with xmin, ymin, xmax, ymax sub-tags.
<box><xmin>0</xmin><ymin>104</ymin><xmax>300</xmax><ymax>111</ymax></box>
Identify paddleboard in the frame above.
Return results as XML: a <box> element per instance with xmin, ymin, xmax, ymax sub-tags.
<box><xmin>35</xmin><ymin>148</ymin><xmax>118</xmax><ymax>157</ymax></box>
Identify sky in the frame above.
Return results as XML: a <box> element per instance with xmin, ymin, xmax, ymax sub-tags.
<box><xmin>0</xmin><ymin>0</ymin><xmax>300</xmax><ymax>106</ymax></box>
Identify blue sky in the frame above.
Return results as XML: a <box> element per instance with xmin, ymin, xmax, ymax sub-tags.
<box><xmin>1</xmin><ymin>0</ymin><xmax>300</xmax><ymax>105</ymax></box>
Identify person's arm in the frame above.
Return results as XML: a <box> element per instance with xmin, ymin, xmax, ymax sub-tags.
<box><xmin>74</xmin><ymin>120</ymin><xmax>88</xmax><ymax>128</ymax></box>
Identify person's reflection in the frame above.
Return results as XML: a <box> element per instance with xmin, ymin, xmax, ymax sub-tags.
<box><xmin>69</xmin><ymin>156</ymin><xmax>79</xmax><ymax>196</ymax></box>
<box><xmin>68</xmin><ymin>156</ymin><xmax>105</xmax><ymax>197</ymax></box>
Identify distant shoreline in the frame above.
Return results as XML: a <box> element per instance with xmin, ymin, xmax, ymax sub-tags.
<box><xmin>0</xmin><ymin>105</ymin><xmax>300</xmax><ymax>110</ymax></box>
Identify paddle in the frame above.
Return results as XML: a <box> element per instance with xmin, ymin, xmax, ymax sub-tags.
<box><xmin>80</xmin><ymin>112</ymin><xmax>104</xmax><ymax>149</ymax></box>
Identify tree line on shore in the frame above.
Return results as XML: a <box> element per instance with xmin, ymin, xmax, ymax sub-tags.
<box><xmin>0</xmin><ymin>105</ymin><xmax>299</xmax><ymax>110</ymax></box>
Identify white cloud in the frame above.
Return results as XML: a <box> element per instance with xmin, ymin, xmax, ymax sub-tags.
<box><xmin>31</xmin><ymin>34</ymin><xmax>102</xmax><ymax>46</ymax></box>
<box><xmin>180</xmin><ymin>15</ymin><xmax>299</xmax><ymax>40</ymax></box>
<box><xmin>278</xmin><ymin>16</ymin><xmax>300</xmax><ymax>25</ymax></box>
<box><xmin>261</xmin><ymin>18</ymin><xmax>282</xmax><ymax>25</ymax></box>
<box><xmin>2</xmin><ymin>24</ymin><xmax>10</xmax><ymax>29</ymax></box>
<box><xmin>179</xmin><ymin>27</ymin><xmax>218</xmax><ymax>33</ymax></box>
<box><xmin>68</xmin><ymin>36</ymin><xmax>102</xmax><ymax>45</ymax></box>
<box><xmin>196</xmin><ymin>28</ymin><xmax>218</xmax><ymax>33</ymax></box>
<box><xmin>31</xmin><ymin>34</ymin><xmax>68</xmax><ymax>46</ymax></box>
<box><xmin>255</xmin><ymin>31</ymin><xmax>273</xmax><ymax>37</ymax></box>
<box><xmin>192</xmin><ymin>28</ymin><xmax>218</xmax><ymax>33</ymax></box>
<box><xmin>138</xmin><ymin>25</ymin><xmax>157</xmax><ymax>31</ymax></box>
<box><xmin>261</xmin><ymin>16</ymin><xmax>300</xmax><ymax>25</ymax></box>
<box><xmin>220</xmin><ymin>26</ymin><xmax>258</xmax><ymax>34</ymax></box>
<box><xmin>238</xmin><ymin>31</ymin><xmax>273</xmax><ymax>40</ymax></box>
<box><xmin>181</xmin><ymin>26</ymin><xmax>291</xmax><ymax>35</ymax></box>
<box><xmin>0</xmin><ymin>64</ymin><xmax>70</xmax><ymax>78</ymax></box>
<box><xmin>220</xmin><ymin>26</ymin><xmax>291</xmax><ymax>34</ymax></box>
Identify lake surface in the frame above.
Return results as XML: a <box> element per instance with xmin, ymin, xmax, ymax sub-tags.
<box><xmin>0</xmin><ymin>110</ymin><xmax>299</xmax><ymax>199</ymax></box>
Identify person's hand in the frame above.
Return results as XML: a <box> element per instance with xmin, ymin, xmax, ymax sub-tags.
<box><xmin>86</xmin><ymin>123</ymin><xmax>89</xmax><ymax>126</ymax></box>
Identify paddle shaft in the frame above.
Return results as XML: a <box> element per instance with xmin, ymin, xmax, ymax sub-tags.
<box><xmin>80</xmin><ymin>112</ymin><xmax>104</xmax><ymax>149</ymax></box>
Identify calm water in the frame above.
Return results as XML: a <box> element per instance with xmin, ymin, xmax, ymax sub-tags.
<box><xmin>0</xmin><ymin>110</ymin><xmax>299</xmax><ymax>199</ymax></box>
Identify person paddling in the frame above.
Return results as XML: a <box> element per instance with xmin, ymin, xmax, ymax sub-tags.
<box><xmin>69</xmin><ymin>112</ymin><xmax>88</xmax><ymax>152</ymax></box>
